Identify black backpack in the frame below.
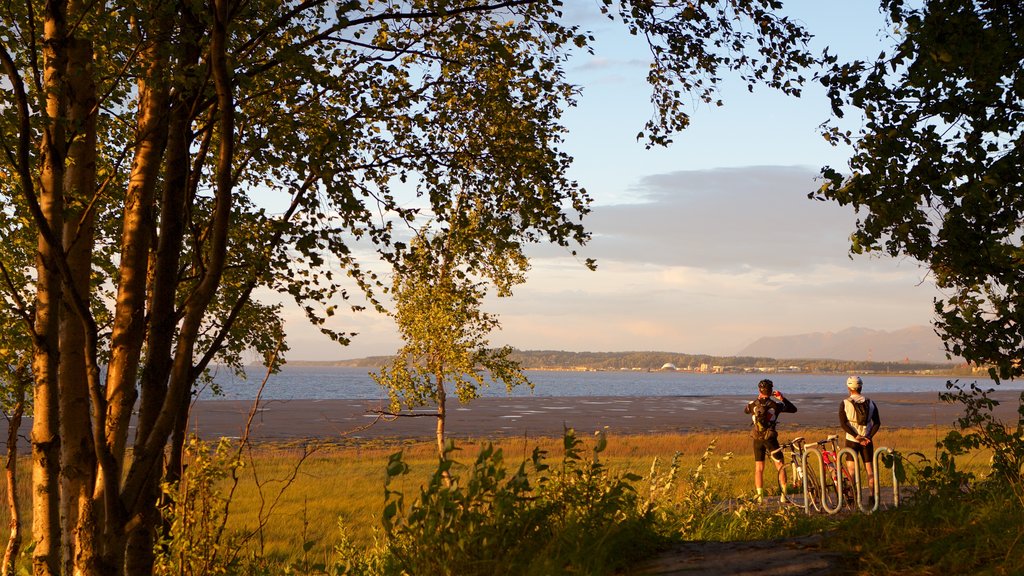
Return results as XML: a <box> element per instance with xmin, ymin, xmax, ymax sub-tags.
<box><xmin>849</xmin><ymin>399</ymin><xmax>871</xmax><ymax>426</ymax></box>
<box><xmin>751</xmin><ymin>398</ymin><xmax>776</xmax><ymax>439</ymax></box>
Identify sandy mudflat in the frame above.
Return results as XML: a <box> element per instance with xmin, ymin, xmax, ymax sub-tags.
<box><xmin>186</xmin><ymin>390</ymin><xmax>1023</xmax><ymax>442</ymax></box>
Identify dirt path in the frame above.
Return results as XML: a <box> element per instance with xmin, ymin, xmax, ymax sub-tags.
<box><xmin>629</xmin><ymin>534</ymin><xmax>852</xmax><ymax>575</ymax></box>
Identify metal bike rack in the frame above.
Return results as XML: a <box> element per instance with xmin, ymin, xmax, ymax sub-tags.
<box><xmin>797</xmin><ymin>445</ymin><xmax>899</xmax><ymax>514</ymax></box>
<box><xmin>843</xmin><ymin>446</ymin><xmax>901</xmax><ymax>512</ymax></box>
<box><xmin>801</xmin><ymin>447</ymin><xmax>828</xmax><ymax>514</ymax></box>
<box><xmin>837</xmin><ymin>447</ymin><xmax>861</xmax><ymax>511</ymax></box>
<box><xmin>874</xmin><ymin>447</ymin><xmax>900</xmax><ymax>510</ymax></box>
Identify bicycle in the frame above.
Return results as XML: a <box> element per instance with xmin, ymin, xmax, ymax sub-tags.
<box><xmin>810</xmin><ymin>434</ymin><xmax>858</xmax><ymax>510</ymax></box>
<box><xmin>772</xmin><ymin>436</ymin><xmax>823</xmax><ymax>511</ymax></box>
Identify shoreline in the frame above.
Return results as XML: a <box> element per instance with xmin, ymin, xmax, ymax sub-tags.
<box><xmin>186</xmin><ymin>390</ymin><xmax>1022</xmax><ymax>442</ymax></box>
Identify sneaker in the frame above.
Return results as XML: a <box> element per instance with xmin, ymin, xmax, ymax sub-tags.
<box><xmin>779</xmin><ymin>494</ymin><xmax>788</xmax><ymax>504</ymax></box>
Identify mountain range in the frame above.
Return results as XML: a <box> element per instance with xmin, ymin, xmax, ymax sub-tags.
<box><xmin>736</xmin><ymin>326</ymin><xmax>956</xmax><ymax>363</ymax></box>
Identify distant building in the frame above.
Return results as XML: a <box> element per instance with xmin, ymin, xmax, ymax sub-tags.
<box><xmin>660</xmin><ymin>363</ymin><xmax>678</xmax><ymax>371</ymax></box>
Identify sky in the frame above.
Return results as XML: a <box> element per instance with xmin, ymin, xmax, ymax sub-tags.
<box><xmin>280</xmin><ymin>0</ymin><xmax>944</xmax><ymax>361</ymax></box>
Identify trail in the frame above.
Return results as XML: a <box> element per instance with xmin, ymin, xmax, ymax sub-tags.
<box><xmin>629</xmin><ymin>534</ymin><xmax>852</xmax><ymax>575</ymax></box>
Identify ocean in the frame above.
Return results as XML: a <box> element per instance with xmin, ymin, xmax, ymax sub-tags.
<box><xmin>200</xmin><ymin>366</ymin><xmax>1015</xmax><ymax>401</ymax></box>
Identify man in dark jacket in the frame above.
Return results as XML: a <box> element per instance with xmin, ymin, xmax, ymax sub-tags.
<box><xmin>744</xmin><ymin>378</ymin><xmax>797</xmax><ymax>503</ymax></box>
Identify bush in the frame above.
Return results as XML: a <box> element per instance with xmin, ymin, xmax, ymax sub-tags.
<box><xmin>155</xmin><ymin>437</ymin><xmax>243</xmax><ymax>576</ymax></box>
<box><xmin>823</xmin><ymin>382</ymin><xmax>1024</xmax><ymax>575</ymax></box>
<box><xmin>378</xmin><ymin>428</ymin><xmax>663</xmax><ymax>576</ymax></box>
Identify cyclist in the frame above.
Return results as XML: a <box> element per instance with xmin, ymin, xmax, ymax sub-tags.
<box><xmin>840</xmin><ymin>376</ymin><xmax>881</xmax><ymax>504</ymax></box>
<box><xmin>744</xmin><ymin>378</ymin><xmax>797</xmax><ymax>503</ymax></box>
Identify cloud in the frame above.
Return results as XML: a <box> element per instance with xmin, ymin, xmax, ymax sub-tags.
<box><xmin>497</xmin><ymin>166</ymin><xmax>938</xmax><ymax>355</ymax></box>
<box><xmin>583</xmin><ymin>165</ymin><xmax>863</xmax><ymax>271</ymax></box>
<box><xmin>279</xmin><ymin>166</ymin><xmax>939</xmax><ymax>359</ymax></box>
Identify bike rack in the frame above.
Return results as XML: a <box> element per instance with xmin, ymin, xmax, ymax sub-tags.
<box><xmin>798</xmin><ymin>445</ymin><xmax>899</xmax><ymax>514</ymax></box>
<box><xmin>837</xmin><ymin>447</ymin><xmax>861</xmax><ymax>511</ymax></box>
<box><xmin>801</xmin><ymin>447</ymin><xmax>829</xmax><ymax>514</ymax></box>
<box><xmin>843</xmin><ymin>446</ymin><xmax>901</xmax><ymax>512</ymax></box>
<box><xmin>874</xmin><ymin>447</ymin><xmax>900</xmax><ymax>510</ymax></box>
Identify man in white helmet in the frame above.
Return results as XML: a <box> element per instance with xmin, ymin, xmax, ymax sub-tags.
<box><xmin>840</xmin><ymin>375</ymin><xmax>881</xmax><ymax>504</ymax></box>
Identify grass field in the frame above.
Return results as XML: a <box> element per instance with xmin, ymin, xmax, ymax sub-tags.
<box><xmin>218</xmin><ymin>425</ymin><xmax>962</xmax><ymax>561</ymax></box>
<box><xmin>0</xmin><ymin>423</ymin><xmax>999</xmax><ymax>572</ymax></box>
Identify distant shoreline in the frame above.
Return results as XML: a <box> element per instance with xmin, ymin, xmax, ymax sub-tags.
<box><xmin>270</xmin><ymin>359</ymin><xmax>970</xmax><ymax>378</ymax></box>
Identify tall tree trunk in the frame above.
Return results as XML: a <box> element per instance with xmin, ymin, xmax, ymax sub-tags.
<box><xmin>99</xmin><ymin>13</ymin><xmax>170</xmax><ymax>479</ymax></box>
<box><xmin>137</xmin><ymin>0</ymin><xmax>203</xmax><ymax>497</ymax></box>
<box><xmin>96</xmin><ymin>7</ymin><xmax>171</xmax><ymax>574</ymax></box>
<box><xmin>60</xmin><ymin>11</ymin><xmax>100</xmax><ymax>573</ymax></box>
<box><xmin>436</xmin><ymin>377</ymin><xmax>447</xmax><ymax>460</ymax></box>
<box><xmin>32</xmin><ymin>1</ymin><xmax>68</xmax><ymax>574</ymax></box>
<box><xmin>2</xmin><ymin>393</ymin><xmax>25</xmax><ymax>576</ymax></box>
<box><xmin>127</xmin><ymin>71</ymin><xmax>195</xmax><ymax>576</ymax></box>
<box><xmin>435</xmin><ymin>375</ymin><xmax>451</xmax><ymax>486</ymax></box>
<box><xmin>121</xmin><ymin>6</ymin><xmax>205</xmax><ymax>575</ymax></box>
<box><xmin>120</xmin><ymin>4</ymin><xmax>234</xmax><ymax>574</ymax></box>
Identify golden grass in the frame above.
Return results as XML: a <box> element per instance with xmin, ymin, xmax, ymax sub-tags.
<box><xmin>219</xmin><ymin>425</ymin><xmax>964</xmax><ymax>560</ymax></box>
<box><xmin>0</xmin><ymin>424</ymin><xmax>990</xmax><ymax>566</ymax></box>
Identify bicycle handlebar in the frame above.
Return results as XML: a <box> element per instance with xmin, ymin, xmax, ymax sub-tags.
<box><xmin>812</xmin><ymin>435</ymin><xmax>839</xmax><ymax>448</ymax></box>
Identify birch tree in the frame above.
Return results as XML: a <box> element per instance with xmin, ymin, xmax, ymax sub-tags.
<box><xmin>375</xmin><ymin>214</ymin><xmax>531</xmax><ymax>462</ymax></box>
<box><xmin>0</xmin><ymin>1</ymin><xmax>813</xmax><ymax>574</ymax></box>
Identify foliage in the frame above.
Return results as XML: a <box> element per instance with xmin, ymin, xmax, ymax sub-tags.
<box><xmin>935</xmin><ymin>380</ymin><xmax>1024</xmax><ymax>487</ymax></box>
<box><xmin>815</xmin><ymin>0</ymin><xmax>1024</xmax><ymax>380</ymax></box>
<box><xmin>379</xmin><ymin>429</ymin><xmax>661</xmax><ymax>576</ymax></box>
<box><xmin>155</xmin><ymin>437</ymin><xmax>243</xmax><ymax>576</ymax></box>
<box><xmin>665</xmin><ymin>442</ymin><xmax>735</xmax><ymax>538</ymax></box>
<box><xmin>829</xmin><ymin>478</ymin><xmax>1024</xmax><ymax>575</ymax></box>
<box><xmin>0</xmin><ymin>200</ymin><xmax>35</xmax><ymax>411</ymax></box>
<box><xmin>373</xmin><ymin>227</ymin><xmax>530</xmax><ymax>416</ymax></box>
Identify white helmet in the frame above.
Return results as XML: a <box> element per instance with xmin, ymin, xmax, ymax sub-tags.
<box><xmin>846</xmin><ymin>375</ymin><xmax>863</xmax><ymax>392</ymax></box>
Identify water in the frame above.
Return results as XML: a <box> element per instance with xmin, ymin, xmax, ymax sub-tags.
<box><xmin>200</xmin><ymin>366</ymin><xmax>1012</xmax><ymax>401</ymax></box>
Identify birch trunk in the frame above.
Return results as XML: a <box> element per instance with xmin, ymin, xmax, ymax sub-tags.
<box><xmin>2</xmin><ymin>394</ymin><xmax>24</xmax><ymax>576</ymax></box>
<box><xmin>99</xmin><ymin>24</ymin><xmax>169</xmax><ymax>482</ymax></box>
<box><xmin>120</xmin><ymin>4</ymin><xmax>233</xmax><ymax>574</ymax></box>
<box><xmin>95</xmin><ymin>11</ymin><xmax>170</xmax><ymax>574</ymax></box>
<box><xmin>31</xmin><ymin>1</ymin><xmax>68</xmax><ymax>573</ymax></box>
<box><xmin>59</xmin><ymin>14</ymin><xmax>100</xmax><ymax>573</ymax></box>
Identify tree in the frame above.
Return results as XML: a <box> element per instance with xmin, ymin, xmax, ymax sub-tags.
<box><xmin>815</xmin><ymin>1</ymin><xmax>1024</xmax><ymax>482</ymax></box>
<box><xmin>816</xmin><ymin>0</ymin><xmax>1023</xmax><ymax>381</ymax></box>
<box><xmin>0</xmin><ymin>226</ymin><xmax>34</xmax><ymax>576</ymax></box>
<box><xmin>374</xmin><ymin>207</ymin><xmax>531</xmax><ymax>464</ymax></box>
<box><xmin>1</xmin><ymin>1</ymin><xmax>813</xmax><ymax>574</ymax></box>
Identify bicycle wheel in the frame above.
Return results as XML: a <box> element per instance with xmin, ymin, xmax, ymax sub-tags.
<box><xmin>822</xmin><ymin>466</ymin><xmax>842</xmax><ymax>510</ymax></box>
<box><xmin>841</xmin><ymin>473</ymin><xmax>858</xmax><ymax>507</ymax></box>
<box><xmin>804</xmin><ymin>466</ymin><xmax>822</xmax><ymax>511</ymax></box>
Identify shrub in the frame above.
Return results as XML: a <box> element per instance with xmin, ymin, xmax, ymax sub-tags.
<box><xmin>378</xmin><ymin>428</ymin><xmax>662</xmax><ymax>576</ymax></box>
<box><xmin>155</xmin><ymin>437</ymin><xmax>243</xmax><ymax>576</ymax></box>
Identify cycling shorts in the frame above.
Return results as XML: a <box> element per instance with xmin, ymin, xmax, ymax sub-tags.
<box><xmin>845</xmin><ymin>439</ymin><xmax>875</xmax><ymax>461</ymax></box>
<box><xmin>753</xmin><ymin>437</ymin><xmax>783</xmax><ymax>463</ymax></box>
